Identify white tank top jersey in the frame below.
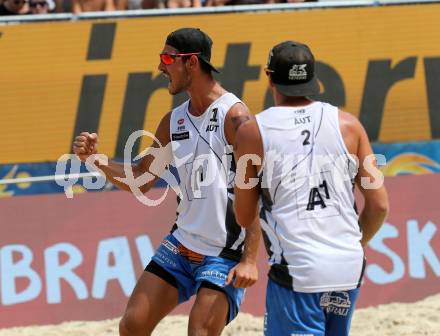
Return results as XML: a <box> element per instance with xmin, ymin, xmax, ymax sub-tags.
<box><xmin>256</xmin><ymin>101</ymin><xmax>365</xmax><ymax>293</ymax></box>
<box><xmin>169</xmin><ymin>92</ymin><xmax>245</xmax><ymax>261</ymax></box>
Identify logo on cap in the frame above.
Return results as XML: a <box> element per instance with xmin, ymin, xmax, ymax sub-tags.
<box><xmin>289</xmin><ymin>64</ymin><xmax>307</xmax><ymax>81</ymax></box>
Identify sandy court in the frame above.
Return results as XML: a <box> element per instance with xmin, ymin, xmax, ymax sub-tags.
<box><xmin>1</xmin><ymin>294</ymin><xmax>439</xmax><ymax>336</ymax></box>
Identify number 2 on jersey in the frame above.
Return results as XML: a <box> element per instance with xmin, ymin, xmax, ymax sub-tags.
<box><xmin>301</xmin><ymin>129</ymin><xmax>311</xmax><ymax>145</ymax></box>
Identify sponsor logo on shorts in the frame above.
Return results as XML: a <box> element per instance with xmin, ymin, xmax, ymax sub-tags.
<box><xmin>320</xmin><ymin>291</ymin><xmax>351</xmax><ymax>316</ymax></box>
<box><xmin>156</xmin><ymin>251</ymin><xmax>177</xmax><ymax>267</ymax></box>
<box><xmin>200</xmin><ymin>270</ymin><xmax>227</xmax><ymax>282</ymax></box>
<box><xmin>161</xmin><ymin>239</ymin><xmax>179</xmax><ymax>254</ymax></box>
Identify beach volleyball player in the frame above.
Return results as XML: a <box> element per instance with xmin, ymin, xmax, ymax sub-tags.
<box><xmin>73</xmin><ymin>27</ymin><xmax>260</xmax><ymax>336</ymax></box>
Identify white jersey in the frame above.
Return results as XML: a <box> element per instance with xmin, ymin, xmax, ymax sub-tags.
<box><xmin>169</xmin><ymin>92</ymin><xmax>245</xmax><ymax>261</ymax></box>
<box><xmin>256</xmin><ymin>101</ymin><xmax>364</xmax><ymax>293</ymax></box>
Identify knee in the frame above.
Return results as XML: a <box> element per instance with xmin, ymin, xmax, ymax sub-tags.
<box><xmin>119</xmin><ymin>310</ymin><xmax>152</xmax><ymax>336</ymax></box>
<box><xmin>188</xmin><ymin>317</ymin><xmax>224</xmax><ymax>336</ymax></box>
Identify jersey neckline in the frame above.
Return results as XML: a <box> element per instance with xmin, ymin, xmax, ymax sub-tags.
<box><xmin>186</xmin><ymin>92</ymin><xmax>231</xmax><ymax>121</ymax></box>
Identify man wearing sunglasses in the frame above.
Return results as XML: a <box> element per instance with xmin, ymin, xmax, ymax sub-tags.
<box><xmin>0</xmin><ymin>0</ymin><xmax>30</xmax><ymax>15</ymax></box>
<box><xmin>232</xmin><ymin>41</ymin><xmax>389</xmax><ymax>335</ymax></box>
<box><xmin>73</xmin><ymin>27</ymin><xmax>260</xmax><ymax>336</ymax></box>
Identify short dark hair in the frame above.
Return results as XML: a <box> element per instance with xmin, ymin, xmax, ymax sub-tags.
<box><xmin>182</xmin><ymin>55</ymin><xmax>213</xmax><ymax>75</ymax></box>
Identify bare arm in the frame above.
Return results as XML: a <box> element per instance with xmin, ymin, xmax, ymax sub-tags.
<box><xmin>72</xmin><ymin>112</ymin><xmax>172</xmax><ymax>195</ymax></box>
<box><xmin>355</xmin><ymin>122</ymin><xmax>389</xmax><ymax>246</ymax></box>
<box><xmin>339</xmin><ymin>110</ymin><xmax>389</xmax><ymax>246</ymax></box>
<box><xmin>225</xmin><ymin>103</ymin><xmax>260</xmax><ymax>231</ymax></box>
<box><xmin>226</xmin><ymin>117</ymin><xmax>264</xmax><ymax>289</ymax></box>
<box><xmin>233</xmin><ymin>118</ymin><xmax>264</xmax><ymax>229</ymax></box>
<box><xmin>224</xmin><ymin>103</ymin><xmax>262</xmax><ymax>288</ymax></box>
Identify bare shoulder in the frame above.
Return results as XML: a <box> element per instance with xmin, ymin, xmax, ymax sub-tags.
<box><xmin>235</xmin><ymin>116</ymin><xmax>259</xmax><ymax>141</ymax></box>
<box><xmin>155</xmin><ymin>111</ymin><xmax>172</xmax><ymax>146</ymax></box>
<box><xmin>227</xmin><ymin>102</ymin><xmax>252</xmax><ymax>128</ymax></box>
<box><xmin>338</xmin><ymin>109</ymin><xmax>362</xmax><ymax>132</ymax></box>
<box><xmin>338</xmin><ymin>109</ymin><xmax>369</xmax><ymax>138</ymax></box>
<box><xmin>224</xmin><ymin>102</ymin><xmax>252</xmax><ymax>145</ymax></box>
<box><xmin>338</xmin><ymin>109</ymin><xmax>365</xmax><ymax>154</ymax></box>
<box><xmin>159</xmin><ymin>110</ymin><xmax>172</xmax><ymax>127</ymax></box>
<box><xmin>235</xmin><ymin>116</ymin><xmax>263</xmax><ymax>157</ymax></box>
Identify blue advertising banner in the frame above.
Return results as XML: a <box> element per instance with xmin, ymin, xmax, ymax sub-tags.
<box><xmin>0</xmin><ymin>160</ymin><xmax>171</xmax><ymax>197</ymax></box>
<box><xmin>0</xmin><ymin>162</ymin><xmax>77</xmax><ymax>197</ymax></box>
<box><xmin>373</xmin><ymin>141</ymin><xmax>440</xmax><ymax>176</ymax></box>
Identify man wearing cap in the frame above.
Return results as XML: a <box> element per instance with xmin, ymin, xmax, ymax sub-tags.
<box><xmin>232</xmin><ymin>41</ymin><xmax>389</xmax><ymax>335</ymax></box>
<box><xmin>73</xmin><ymin>27</ymin><xmax>260</xmax><ymax>336</ymax></box>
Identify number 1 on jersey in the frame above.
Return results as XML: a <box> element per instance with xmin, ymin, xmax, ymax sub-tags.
<box><xmin>185</xmin><ymin>158</ymin><xmax>209</xmax><ymax>200</ymax></box>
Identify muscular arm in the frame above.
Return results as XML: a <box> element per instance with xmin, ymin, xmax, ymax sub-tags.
<box><xmin>73</xmin><ymin>112</ymin><xmax>172</xmax><ymax>195</ymax></box>
<box><xmin>339</xmin><ymin>110</ymin><xmax>389</xmax><ymax>246</ymax></box>
<box><xmin>224</xmin><ymin>103</ymin><xmax>263</xmax><ymax>287</ymax></box>
<box><xmin>224</xmin><ymin>102</ymin><xmax>252</xmax><ymax>146</ymax></box>
<box><xmin>225</xmin><ymin>103</ymin><xmax>262</xmax><ymax>219</ymax></box>
<box><xmin>233</xmin><ymin>119</ymin><xmax>264</xmax><ymax>229</ymax></box>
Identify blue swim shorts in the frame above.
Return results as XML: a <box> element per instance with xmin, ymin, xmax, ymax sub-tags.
<box><xmin>145</xmin><ymin>234</ymin><xmax>245</xmax><ymax>323</ymax></box>
<box><xmin>265</xmin><ymin>278</ymin><xmax>360</xmax><ymax>336</ymax></box>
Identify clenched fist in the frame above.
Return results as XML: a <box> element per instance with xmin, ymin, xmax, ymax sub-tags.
<box><xmin>73</xmin><ymin>132</ymin><xmax>98</xmax><ymax>162</ymax></box>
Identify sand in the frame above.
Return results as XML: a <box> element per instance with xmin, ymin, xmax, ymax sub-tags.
<box><xmin>1</xmin><ymin>294</ymin><xmax>439</xmax><ymax>336</ymax></box>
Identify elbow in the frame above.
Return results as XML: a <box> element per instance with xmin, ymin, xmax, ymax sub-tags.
<box><xmin>133</xmin><ymin>165</ymin><xmax>155</xmax><ymax>194</ymax></box>
<box><xmin>380</xmin><ymin>201</ymin><xmax>390</xmax><ymax>218</ymax></box>
<box><xmin>377</xmin><ymin>193</ymin><xmax>390</xmax><ymax>218</ymax></box>
<box><xmin>139</xmin><ymin>185</ymin><xmax>149</xmax><ymax>195</ymax></box>
<box><xmin>366</xmin><ymin>197</ymin><xmax>389</xmax><ymax>219</ymax></box>
<box><xmin>379</xmin><ymin>202</ymin><xmax>390</xmax><ymax>221</ymax></box>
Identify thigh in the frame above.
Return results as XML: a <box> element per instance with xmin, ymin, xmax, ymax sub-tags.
<box><xmin>188</xmin><ymin>285</ymin><xmax>229</xmax><ymax>336</ymax></box>
<box><xmin>151</xmin><ymin>235</ymin><xmax>197</xmax><ymax>303</ymax></box>
<box><xmin>324</xmin><ymin>288</ymin><xmax>360</xmax><ymax>336</ymax></box>
<box><xmin>265</xmin><ymin>278</ymin><xmax>325</xmax><ymax>336</ymax></box>
<box><xmin>194</xmin><ymin>256</ymin><xmax>245</xmax><ymax>324</ymax></box>
<box><xmin>121</xmin><ymin>270</ymin><xmax>179</xmax><ymax>334</ymax></box>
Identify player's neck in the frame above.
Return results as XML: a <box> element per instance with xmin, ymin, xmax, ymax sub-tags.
<box><xmin>275</xmin><ymin>95</ymin><xmax>313</xmax><ymax>107</ymax></box>
<box><xmin>187</xmin><ymin>78</ymin><xmax>226</xmax><ymax>117</ymax></box>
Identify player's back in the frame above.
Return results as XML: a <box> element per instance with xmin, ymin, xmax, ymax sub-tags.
<box><xmin>256</xmin><ymin>101</ymin><xmax>364</xmax><ymax>293</ymax></box>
